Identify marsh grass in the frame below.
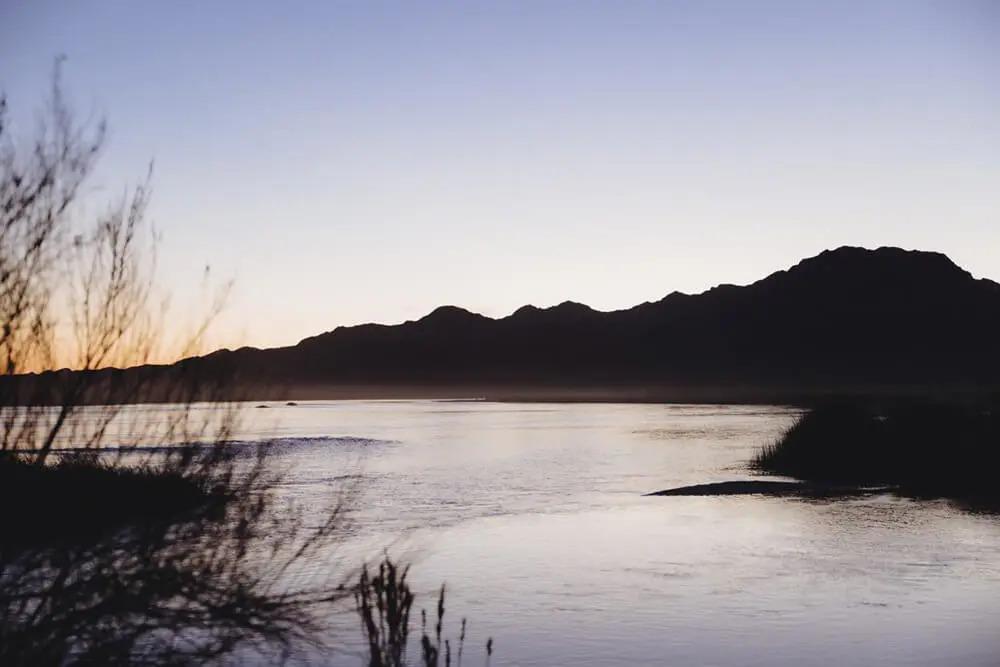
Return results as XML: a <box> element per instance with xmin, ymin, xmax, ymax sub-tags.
<box><xmin>753</xmin><ymin>401</ymin><xmax>1000</xmax><ymax>502</ymax></box>
<box><xmin>356</xmin><ymin>555</ymin><xmax>491</xmax><ymax>667</ymax></box>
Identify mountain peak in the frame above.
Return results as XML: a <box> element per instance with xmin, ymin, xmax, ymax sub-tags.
<box><xmin>551</xmin><ymin>300</ymin><xmax>594</xmax><ymax>313</ymax></box>
<box><xmin>751</xmin><ymin>246</ymin><xmax>976</xmax><ymax>296</ymax></box>
<box><xmin>507</xmin><ymin>300</ymin><xmax>596</xmax><ymax>322</ymax></box>
<box><xmin>510</xmin><ymin>304</ymin><xmax>542</xmax><ymax>318</ymax></box>
<box><xmin>795</xmin><ymin>245</ymin><xmax>967</xmax><ymax>277</ymax></box>
<box><xmin>418</xmin><ymin>305</ymin><xmax>487</xmax><ymax>325</ymax></box>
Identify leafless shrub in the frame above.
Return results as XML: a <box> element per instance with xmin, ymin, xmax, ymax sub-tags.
<box><xmin>0</xmin><ymin>62</ymin><xmax>350</xmax><ymax>665</ymax></box>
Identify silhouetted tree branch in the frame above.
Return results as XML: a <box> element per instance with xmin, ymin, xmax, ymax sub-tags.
<box><xmin>0</xmin><ymin>62</ymin><xmax>351</xmax><ymax>666</ymax></box>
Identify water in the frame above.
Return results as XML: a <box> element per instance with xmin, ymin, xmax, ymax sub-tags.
<box><xmin>78</xmin><ymin>400</ymin><xmax>1000</xmax><ymax>664</ymax></box>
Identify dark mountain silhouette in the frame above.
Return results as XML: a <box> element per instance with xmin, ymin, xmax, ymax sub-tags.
<box><xmin>8</xmin><ymin>246</ymin><xmax>1000</xmax><ymax>403</ymax></box>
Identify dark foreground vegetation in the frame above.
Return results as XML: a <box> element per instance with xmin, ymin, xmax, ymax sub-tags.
<box><xmin>753</xmin><ymin>401</ymin><xmax>1000</xmax><ymax>505</ymax></box>
<box><xmin>0</xmin><ymin>65</ymin><xmax>338</xmax><ymax>664</ymax></box>
<box><xmin>1</xmin><ymin>447</ymin><xmax>488</xmax><ymax>665</ymax></box>
<box><xmin>0</xmin><ymin>65</ymin><xmax>489</xmax><ymax>665</ymax></box>
<box><xmin>0</xmin><ymin>452</ymin><xmax>230</xmax><ymax>547</ymax></box>
<box><xmin>0</xmin><ymin>442</ymin><xmax>350</xmax><ymax>665</ymax></box>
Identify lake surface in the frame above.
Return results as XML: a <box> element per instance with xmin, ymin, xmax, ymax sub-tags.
<box><xmin>99</xmin><ymin>400</ymin><xmax>1000</xmax><ymax>665</ymax></box>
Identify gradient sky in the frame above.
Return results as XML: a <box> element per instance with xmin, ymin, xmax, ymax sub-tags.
<box><xmin>1</xmin><ymin>1</ymin><xmax>997</xmax><ymax>353</ymax></box>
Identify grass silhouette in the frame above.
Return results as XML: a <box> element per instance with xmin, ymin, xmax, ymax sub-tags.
<box><xmin>356</xmin><ymin>554</ymin><xmax>492</xmax><ymax>667</ymax></box>
<box><xmin>753</xmin><ymin>401</ymin><xmax>1000</xmax><ymax>504</ymax></box>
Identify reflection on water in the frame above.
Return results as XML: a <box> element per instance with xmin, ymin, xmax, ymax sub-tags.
<box><xmin>70</xmin><ymin>401</ymin><xmax>1000</xmax><ymax>665</ymax></box>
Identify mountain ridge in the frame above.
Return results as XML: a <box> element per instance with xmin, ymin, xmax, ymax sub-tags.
<box><xmin>7</xmin><ymin>245</ymin><xmax>1000</xmax><ymax>404</ymax></box>
<box><xmin>298</xmin><ymin>245</ymin><xmax>995</xmax><ymax>345</ymax></box>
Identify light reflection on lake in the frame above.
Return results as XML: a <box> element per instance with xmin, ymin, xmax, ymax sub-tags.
<box><xmin>83</xmin><ymin>400</ymin><xmax>1000</xmax><ymax>665</ymax></box>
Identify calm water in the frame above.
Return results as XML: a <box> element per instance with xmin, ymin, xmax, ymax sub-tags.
<box><xmin>99</xmin><ymin>401</ymin><xmax>1000</xmax><ymax>664</ymax></box>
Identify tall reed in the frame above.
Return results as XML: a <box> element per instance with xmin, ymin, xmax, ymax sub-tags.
<box><xmin>355</xmin><ymin>555</ymin><xmax>492</xmax><ymax>667</ymax></box>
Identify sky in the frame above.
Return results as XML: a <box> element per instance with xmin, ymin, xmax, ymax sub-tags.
<box><xmin>1</xmin><ymin>1</ymin><xmax>998</xmax><ymax>354</ymax></box>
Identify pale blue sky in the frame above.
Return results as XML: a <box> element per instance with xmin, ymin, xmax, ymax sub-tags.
<box><xmin>1</xmin><ymin>1</ymin><xmax>997</xmax><ymax>351</ymax></box>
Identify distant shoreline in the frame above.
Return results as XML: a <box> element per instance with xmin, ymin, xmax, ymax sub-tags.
<box><xmin>229</xmin><ymin>381</ymin><xmax>1000</xmax><ymax>406</ymax></box>
<box><xmin>4</xmin><ymin>381</ymin><xmax>994</xmax><ymax>407</ymax></box>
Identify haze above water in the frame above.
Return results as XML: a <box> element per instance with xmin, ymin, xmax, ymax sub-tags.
<box><xmin>117</xmin><ymin>401</ymin><xmax>1000</xmax><ymax>665</ymax></box>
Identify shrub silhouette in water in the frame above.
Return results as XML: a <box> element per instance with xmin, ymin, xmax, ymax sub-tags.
<box><xmin>754</xmin><ymin>401</ymin><xmax>1000</xmax><ymax>502</ymax></box>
